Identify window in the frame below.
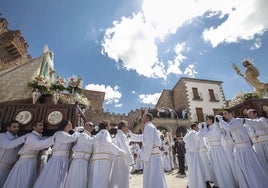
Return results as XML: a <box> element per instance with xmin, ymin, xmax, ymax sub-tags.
<box><xmin>208</xmin><ymin>89</ymin><xmax>219</xmax><ymax>102</ymax></box>
<box><xmin>192</xmin><ymin>88</ymin><xmax>202</xmax><ymax>100</ymax></box>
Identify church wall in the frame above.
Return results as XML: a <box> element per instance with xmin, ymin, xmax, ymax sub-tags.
<box><xmin>0</xmin><ymin>57</ymin><xmax>42</xmax><ymax>103</ymax></box>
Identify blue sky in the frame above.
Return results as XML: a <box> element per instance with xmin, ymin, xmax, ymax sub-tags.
<box><xmin>1</xmin><ymin>0</ymin><xmax>268</xmax><ymax>114</ymax></box>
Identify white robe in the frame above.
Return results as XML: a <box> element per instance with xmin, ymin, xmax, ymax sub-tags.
<box><xmin>130</xmin><ymin>122</ymin><xmax>167</xmax><ymax>188</ymax></box>
<box><xmin>88</xmin><ymin>129</ymin><xmax>125</xmax><ymax>188</ymax></box>
<box><xmin>64</xmin><ymin>131</ymin><xmax>94</xmax><ymax>188</ymax></box>
<box><xmin>244</xmin><ymin>117</ymin><xmax>268</xmax><ymax>172</ymax></box>
<box><xmin>198</xmin><ymin>136</ymin><xmax>215</xmax><ymax>182</ymax></box>
<box><xmin>183</xmin><ymin>130</ymin><xmax>206</xmax><ymax>188</ymax></box>
<box><xmin>0</xmin><ymin>132</ymin><xmax>27</xmax><ymax>187</ymax></box>
<box><xmin>33</xmin><ymin>131</ymin><xmax>79</xmax><ymax>188</ymax></box>
<box><xmin>199</xmin><ymin>124</ymin><xmax>237</xmax><ymax>188</ymax></box>
<box><xmin>219</xmin><ymin>118</ymin><xmax>268</xmax><ymax>188</ymax></box>
<box><xmin>163</xmin><ymin>154</ymin><xmax>172</xmax><ymax>171</ymax></box>
<box><xmin>3</xmin><ymin>131</ymin><xmax>54</xmax><ymax>188</ymax></box>
<box><xmin>110</xmin><ymin>130</ymin><xmax>134</xmax><ymax>188</ymax></box>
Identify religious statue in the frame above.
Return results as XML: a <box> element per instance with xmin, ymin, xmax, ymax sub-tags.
<box><xmin>39</xmin><ymin>45</ymin><xmax>55</xmax><ymax>83</ymax></box>
<box><xmin>232</xmin><ymin>58</ymin><xmax>268</xmax><ymax>97</ymax></box>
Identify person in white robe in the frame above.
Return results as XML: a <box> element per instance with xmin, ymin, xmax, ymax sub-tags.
<box><xmin>64</xmin><ymin>122</ymin><xmax>95</xmax><ymax>188</ymax></box>
<box><xmin>88</xmin><ymin>120</ymin><xmax>126</xmax><ymax>188</ymax></box>
<box><xmin>3</xmin><ymin>121</ymin><xmax>54</xmax><ymax>188</ymax></box>
<box><xmin>217</xmin><ymin>108</ymin><xmax>268</xmax><ymax>188</ymax></box>
<box><xmin>199</xmin><ymin>115</ymin><xmax>238</xmax><ymax>188</ymax></box>
<box><xmin>197</xmin><ymin>127</ymin><xmax>216</xmax><ymax>187</ymax></box>
<box><xmin>130</xmin><ymin>113</ymin><xmax>167</xmax><ymax>188</ymax></box>
<box><xmin>110</xmin><ymin>120</ymin><xmax>134</xmax><ymax>188</ymax></box>
<box><xmin>244</xmin><ymin>109</ymin><xmax>268</xmax><ymax>171</ymax></box>
<box><xmin>0</xmin><ymin>121</ymin><xmax>28</xmax><ymax>187</ymax></box>
<box><xmin>183</xmin><ymin>123</ymin><xmax>206</xmax><ymax>188</ymax></box>
<box><xmin>33</xmin><ymin>120</ymin><xmax>80</xmax><ymax>188</ymax></box>
<box><xmin>163</xmin><ymin>151</ymin><xmax>172</xmax><ymax>172</ymax></box>
<box><xmin>220</xmin><ymin>127</ymin><xmax>238</xmax><ymax>184</ymax></box>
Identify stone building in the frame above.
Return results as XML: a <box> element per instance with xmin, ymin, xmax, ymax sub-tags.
<box><xmin>138</xmin><ymin>77</ymin><xmax>227</xmax><ymax>136</ymax></box>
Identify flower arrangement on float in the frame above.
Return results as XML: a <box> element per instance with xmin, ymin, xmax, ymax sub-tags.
<box><xmin>50</xmin><ymin>76</ymin><xmax>66</xmax><ymax>92</ymax></box>
<box><xmin>66</xmin><ymin>75</ymin><xmax>83</xmax><ymax>94</ymax></box>
<box><xmin>27</xmin><ymin>76</ymin><xmax>50</xmax><ymax>94</ymax></box>
<box><xmin>27</xmin><ymin>74</ymin><xmax>90</xmax><ymax>109</ymax></box>
<box><xmin>76</xmin><ymin>94</ymin><xmax>90</xmax><ymax>109</ymax></box>
<box><xmin>229</xmin><ymin>91</ymin><xmax>260</xmax><ymax>107</ymax></box>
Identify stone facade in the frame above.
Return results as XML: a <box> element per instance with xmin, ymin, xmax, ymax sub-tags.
<box><xmin>0</xmin><ymin>18</ymin><xmax>31</xmax><ymax>71</ymax></box>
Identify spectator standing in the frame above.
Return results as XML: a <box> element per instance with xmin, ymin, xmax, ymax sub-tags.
<box><xmin>174</xmin><ymin>137</ymin><xmax>186</xmax><ymax>175</ymax></box>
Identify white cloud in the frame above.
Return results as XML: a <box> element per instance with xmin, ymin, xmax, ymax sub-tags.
<box><xmin>184</xmin><ymin>64</ymin><xmax>197</xmax><ymax>78</ymax></box>
<box><xmin>166</xmin><ymin>42</ymin><xmax>187</xmax><ymax>75</ymax></box>
<box><xmin>203</xmin><ymin>0</ymin><xmax>268</xmax><ymax>47</ymax></box>
<box><xmin>250</xmin><ymin>38</ymin><xmax>262</xmax><ymax>50</ymax></box>
<box><xmin>139</xmin><ymin>92</ymin><xmax>161</xmax><ymax>105</ymax></box>
<box><xmin>85</xmin><ymin>83</ymin><xmax>122</xmax><ymax>105</ymax></box>
<box><xmin>101</xmin><ymin>0</ymin><xmax>268</xmax><ymax>80</ymax></box>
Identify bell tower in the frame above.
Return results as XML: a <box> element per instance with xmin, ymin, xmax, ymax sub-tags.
<box><xmin>0</xmin><ymin>17</ymin><xmax>31</xmax><ymax>71</ymax></box>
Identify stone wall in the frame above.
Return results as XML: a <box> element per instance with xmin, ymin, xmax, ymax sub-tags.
<box><xmin>0</xmin><ymin>57</ymin><xmax>42</xmax><ymax>103</ymax></box>
<box><xmin>173</xmin><ymin>79</ymin><xmax>189</xmax><ymax>111</ymax></box>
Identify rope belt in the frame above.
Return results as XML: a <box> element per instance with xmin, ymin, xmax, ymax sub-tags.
<box><xmin>199</xmin><ymin>148</ymin><xmax>208</xmax><ymax>152</ymax></box>
<box><xmin>116</xmin><ymin>154</ymin><xmax>125</xmax><ymax>158</ymax></box>
<box><xmin>234</xmin><ymin>142</ymin><xmax>252</xmax><ymax>148</ymax></box>
<box><xmin>257</xmin><ymin>134</ymin><xmax>268</xmax><ymax>142</ymax></box>
<box><xmin>151</xmin><ymin>146</ymin><xmax>160</xmax><ymax>153</ymax></box>
<box><xmin>209</xmin><ymin>141</ymin><xmax>221</xmax><ymax>146</ymax></box>
<box><xmin>151</xmin><ymin>152</ymin><xmax>161</xmax><ymax>155</ymax></box>
<box><xmin>250</xmin><ymin>136</ymin><xmax>258</xmax><ymax>144</ymax></box>
<box><xmin>0</xmin><ymin>162</ymin><xmax>13</xmax><ymax>169</ymax></box>
<box><xmin>92</xmin><ymin>152</ymin><xmax>111</xmax><ymax>162</ymax></box>
<box><xmin>52</xmin><ymin>150</ymin><xmax>69</xmax><ymax>157</ymax></box>
<box><xmin>73</xmin><ymin>151</ymin><xmax>92</xmax><ymax>160</ymax></box>
<box><xmin>19</xmin><ymin>154</ymin><xmax>37</xmax><ymax>159</ymax></box>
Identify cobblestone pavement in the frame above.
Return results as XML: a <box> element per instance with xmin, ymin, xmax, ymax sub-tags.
<box><xmin>129</xmin><ymin>170</ymin><xmax>188</xmax><ymax>188</ymax></box>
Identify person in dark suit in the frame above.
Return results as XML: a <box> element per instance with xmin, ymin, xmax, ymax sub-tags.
<box><xmin>174</xmin><ymin>136</ymin><xmax>186</xmax><ymax>175</ymax></box>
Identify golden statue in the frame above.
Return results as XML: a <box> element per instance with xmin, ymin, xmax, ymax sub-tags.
<box><xmin>232</xmin><ymin>58</ymin><xmax>268</xmax><ymax>97</ymax></box>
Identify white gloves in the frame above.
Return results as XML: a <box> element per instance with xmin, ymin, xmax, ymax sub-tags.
<box><xmin>215</xmin><ymin>115</ymin><xmax>223</xmax><ymax>122</ymax></box>
<box><xmin>74</xmin><ymin>126</ymin><xmax>84</xmax><ymax>133</ymax></box>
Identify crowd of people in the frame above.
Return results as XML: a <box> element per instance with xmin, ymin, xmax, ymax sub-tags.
<box><xmin>183</xmin><ymin>108</ymin><xmax>268</xmax><ymax>188</ymax></box>
<box><xmin>1</xmin><ymin>108</ymin><xmax>268</xmax><ymax>188</ymax></box>
<box><xmin>0</xmin><ymin>113</ymin><xmax>168</xmax><ymax>188</ymax></box>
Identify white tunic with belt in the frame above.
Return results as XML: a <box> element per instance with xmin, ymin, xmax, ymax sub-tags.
<box><xmin>88</xmin><ymin>129</ymin><xmax>125</xmax><ymax>188</ymax></box>
<box><xmin>110</xmin><ymin>129</ymin><xmax>134</xmax><ymax>188</ymax></box>
<box><xmin>199</xmin><ymin>123</ymin><xmax>237</xmax><ymax>188</ymax></box>
<box><xmin>64</xmin><ymin>131</ymin><xmax>95</xmax><ymax>188</ymax></box>
<box><xmin>183</xmin><ymin>129</ymin><xmax>206</xmax><ymax>188</ymax></box>
<box><xmin>0</xmin><ymin>132</ymin><xmax>27</xmax><ymax>187</ymax></box>
<box><xmin>3</xmin><ymin>131</ymin><xmax>54</xmax><ymax>188</ymax></box>
<box><xmin>219</xmin><ymin>117</ymin><xmax>268</xmax><ymax>188</ymax></box>
<box><xmin>33</xmin><ymin>130</ymin><xmax>79</xmax><ymax>188</ymax></box>
<box><xmin>244</xmin><ymin>117</ymin><xmax>268</xmax><ymax>172</ymax></box>
<box><xmin>131</xmin><ymin>122</ymin><xmax>167</xmax><ymax>188</ymax></box>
